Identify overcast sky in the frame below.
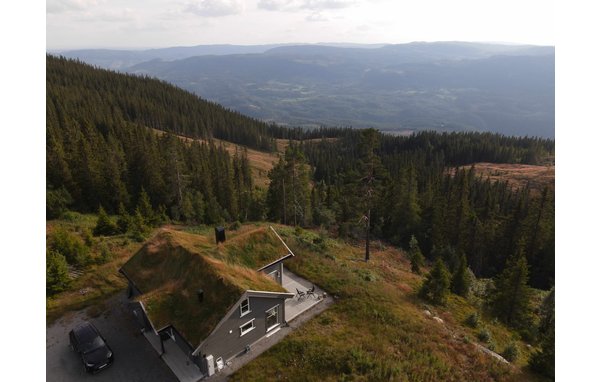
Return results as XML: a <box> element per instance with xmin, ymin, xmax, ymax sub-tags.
<box><xmin>47</xmin><ymin>0</ymin><xmax>554</xmax><ymax>50</ymax></box>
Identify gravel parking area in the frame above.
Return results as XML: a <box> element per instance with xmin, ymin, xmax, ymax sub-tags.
<box><xmin>46</xmin><ymin>292</ymin><xmax>177</xmax><ymax>382</ymax></box>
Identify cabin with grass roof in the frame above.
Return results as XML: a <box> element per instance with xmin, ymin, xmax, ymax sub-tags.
<box><xmin>119</xmin><ymin>225</ymin><xmax>296</xmax><ymax>378</ymax></box>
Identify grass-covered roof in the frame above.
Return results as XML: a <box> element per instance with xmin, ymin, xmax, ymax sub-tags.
<box><xmin>120</xmin><ymin>224</ymin><xmax>290</xmax><ymax>346</ymax></box>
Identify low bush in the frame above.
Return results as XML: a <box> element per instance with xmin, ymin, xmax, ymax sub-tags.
<box><xmin>93</xmin><ymin>206</ymin><xmax>118</xmax><ymax>236</ymax></box>
<box><xmin>48</xmin><ymin>228</ymin><xmax>90</xmax><ymax>266</ymax></box>
<box><xmin>465</xmin><ymin>312</ymin><xmax>479</xmax><ymax>328</ymax></box>
<box><xmin>46</xmin><ymin>250</ymin><xmax>70</xmax><ymax>295</ymax></box>
<box><xmin>96</xmin><ymin>242</ymin><xmax>114</xmax><ymax>264</ymax></box>
<box><xmin>502</xmin><ymin>342</ymin><xmax>519</xmax><ymax>362</ymax></box>
<box><xmin>477</xmin><ymin>328</ymin><xmax>492</xmax><ymax>343</ymax></box>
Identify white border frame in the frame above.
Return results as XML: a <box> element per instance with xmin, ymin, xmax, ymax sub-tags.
<box><xmin>240</xmin><ymin>297</ymin><xmax>251</xmax><ymax>317</ymax></box>
<box><xmin>265</xmin><ymin>304</ymin><xmax>280</xmax><ymax>332</ymax></box>
<box><xmin>239</xmin><ymin>319</ymin><xmax>255</xmax><ymax>337</ymax></box>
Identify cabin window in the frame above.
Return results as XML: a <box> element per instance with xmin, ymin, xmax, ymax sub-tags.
<box><xmin>240</xmin><ymin>298</ymin><xmax>250</xmax><ymax>317</ymax></box>
<box><xmin>240</xmin><ymin>319</ymin><xmax>255</xmax><ymax>336</ymax></box>
<box><xmin>267</xmin><ymin>270</ymin><xmax>279</xmax><ymax>282</ymax></box>
<box><xmin>265</xmin><ymin>305</ymin><xmax>279</xmax><ymax>332</ymax></box>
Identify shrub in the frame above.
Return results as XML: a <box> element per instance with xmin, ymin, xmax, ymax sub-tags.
<box><xmin>129</xmin><ymin>209</ymin><xmax>150</xmax><ymax>242</ymax></box>
<box><xmin>502</xmin><ymin>342</ymin><xmax>519</xmax><ymax>363</ymax></box>
<box><xmin>347</xmin><ymin>348</ymin><xmax>376</xmax><ymax>375</ymax></box>
<box><xmin>529</xmin><ymin>330</ymin><xmax>554</xmax><ymax>378</ymax></box>
<box><xmin>49</xmin><ymin>228</ymin><xmax>90</xmax><ymax>266</ymax></box>
<box><xmin>477</xmin><ymin>328</ymin><xmax>492</xmax><ymax>343</ymax></box>
<box><xmin>313</xmin><ymin>206</ymin><xmax>336</xmax><ymax>228</ymax></box>
<box><xmin>60</xmin><ymin>210</ymin><xmax>81</xmax><ymax>222</ymax></box>
<box><xmin>229</xmin><ymin>220</ymin><xmax>241</xmax><ymax>230</ymax></box>
<box><xmin>419</xmin><ymin>258</ymin><xmax>451</xmax><ymax>305</ymax></box>
<box><xmin>46</xmin><ymin>250</ymin><xmax>70</xmax><ymax>295</ymax></box>
<box><xmin>451</xmin><ymin>253</ymin><xmax>471</xmax><ymax>297</ymax></box>
<box><xmin>116</xmin><ymin>202</ymin><xmax>131</xmax><ymax>233</ymax></box>
<box><xmin>465</xmin><ymin>312</ymin><xmax>479</xmax><ymax>328</ymax></box>
<box><xmin>408</xmin><ymin>235</ymin><xmax>425</xmax><ymax>274</ymax></box>
<box><xmin>46</xmin><ymin>187</ymin><xmax>72</xmax><ymax>219</ymax></box>
<box><xmin>93</xmin><ymin>206</ymin><xmax>118</xmax><ymax>236</ymax></box>
<box><xmin>81</xmin><ymin>228</ymin><xmax>94</xmax><ymax>247</ymax></box>
<box><xmin>96</xmin><ymin>242</ymin><xmax>114</xmax><ymax>264</ymax></box>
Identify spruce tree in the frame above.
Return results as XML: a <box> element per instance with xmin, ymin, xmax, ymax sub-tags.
<box><xmin>451</xmin><ymin>253</ymin><xmax>471</xmax><ymax>297</ymax></box>
<box><xmin>538</xmin><ymin>288</ymin><xmax>555</xmax><ymax>339</ymax></box>
<box><xmin>408</xmin><ymin>235</ymin><xmax>425</xmax><ymax>274</ymax></box>
<box><xmin>46</xmin><ymin>186</ymin><xmax>73</xmax><ymax>219</ymax></box>
<box><xmin>116</xmin><ymin>202</ymin><xmax>131</xmax><ymax>234</ymax></box>
<box><xmin>488</xmin><ymin>250</ymin><xmax>534</xmax><ymax>329</ymax></box>
<box><xmin>129</xmin><ymin>208</ymin><xmax>149</xmax><ymax>242</ymax></box>
<box><xmin>93</xmin><ymin>205</ymin><xmax>118</xmax><ymax>236</ymax></box>
<box><xmin>47</xmin><ymin>250</ymin><xmax>70</xmax><ymax>294</ymax></box>
<box><xmin>419</xmin><ymin>257</ymin><xmax>451</xmax><ymax>305</ymax></box>
<box><xmin>137</xmin><ymin>188</ymin><xmax>154</xmax><ymax>225</ymax></box>
<box><xmin>357</xmin><ymin>128</ymin><xmax>386</xmax><ymax>261</ymax></box>
<box><xmin>529</xmin><ymin>316</ymin><xmax>554</xmax><ymax>379</ymax></box>
<box><xmin>266</xmin><ymin>145</ymin><xmax>312</xmax><ymax>226</ymax></box>
<box><xmin>191</xmin><ymin>191</ymin><xmax>205</xmax><ymax>224</ymax></box>
<box><xmin>181</xmin><ymin>191</ymin><xmax>195</xmax><ymax>223</ymax></box>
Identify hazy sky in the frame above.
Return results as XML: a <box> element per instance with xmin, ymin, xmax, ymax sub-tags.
<box><xmin>47</xmin><ymin>0</ymin><xmax>554</xmax><ymax>50</ymax></box>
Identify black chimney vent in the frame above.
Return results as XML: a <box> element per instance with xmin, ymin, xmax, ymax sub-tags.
<box><xmin>215</xmin><ymin>226</ymin><xmax>226</xmax><ymax>244</ymax></box>
<box><xmin>197</xmin><ymin>289</ymin><xmax>204</xmax><ymax>303</ymax></box>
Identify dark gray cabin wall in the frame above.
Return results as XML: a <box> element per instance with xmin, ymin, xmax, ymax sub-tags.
<box><xmin>126</xmin><ymin>279</ymin><xmax>142</xmax><ymax>298</ymax></box>
<box><xmin>160</xmin><ymin>326</ymin><xmax>194</xmax><ymax>355</ymax></box>
<box><xmin>260</xmin><ymin>262</ymin><xmax>283</xmax><ymax>285</ymax></box>
<box><xmin>129</xmin><ymin>301</ymin><xmax>153</xmax><ymax>332</ymax></box>
<box><xmin>197</xmin><ymin>295</ymin><xmax>286</xmax><ymax>363</ymax></box>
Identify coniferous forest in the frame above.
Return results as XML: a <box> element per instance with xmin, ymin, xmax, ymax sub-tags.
<box><xmin>47</xmin><ymin>56</ymin><xmax>554</xmax><ymax>376</ymax></box>
<box><xmin>47</xmin><ymin>55</ymin><xmax>554</xmax><ymax>288</ymax></box>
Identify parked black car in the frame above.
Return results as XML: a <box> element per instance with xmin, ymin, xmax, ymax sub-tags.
<box><xmin>69</xmin><ymin>322</ymin><xmax>114</xmax><ymax>373</ymax></box>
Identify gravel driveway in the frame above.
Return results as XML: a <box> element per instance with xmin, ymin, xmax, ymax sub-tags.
<box><xmin>46</xmin><ymin>292</ymin><xmax>177</xmax><ymax>382</ymax></box>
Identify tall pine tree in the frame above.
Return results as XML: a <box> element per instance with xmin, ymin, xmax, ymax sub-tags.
<box><xmin>419</xmin><ymin>257</ymin><xmax>451</xmax><ymax>305</ymax></box>
<box><xmin>488</xmin><ymin>248</ymin><xmax>534</xmax><ymax>329</ymax></box>
<box><xmin>408</xmin><ymin>235</ymin><xmax>425</xmax><ymax>274</ymax></box>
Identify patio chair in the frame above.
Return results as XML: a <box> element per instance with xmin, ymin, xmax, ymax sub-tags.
<box><xmin>306</xmin><ymin>285</ymin><xmax>316</xmax><ymax>298</ymax></box>
<box><xmin>296</xmin><ymin>288</ymin><xmax>306</xmax><ymax>300</ymax></box>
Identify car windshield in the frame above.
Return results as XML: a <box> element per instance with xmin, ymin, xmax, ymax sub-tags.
<box><xmin>81</xmin><ymin>336</ymin><xmax>105</xmax><ymax>354</ymax></box>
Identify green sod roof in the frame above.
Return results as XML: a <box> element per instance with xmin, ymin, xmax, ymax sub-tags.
<box><xmin>120</xmin><ymin>225</ymin><xmax>290</xmax><ymax>346</ymax></box>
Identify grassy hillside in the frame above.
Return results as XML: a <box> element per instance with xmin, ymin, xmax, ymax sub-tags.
<box><xmin>231</xmin><ymin>226</ymin><xmax>547</xmax><ymax>382</ymax></box>
<box><xmin>46</xmin><ymin>213</ymin><xmax>154</xmax><ymax>323</ymax></box>
<box><xmin>454</xmin><ymin>163</ymin><xmax>554</xmax><ymax>195</ymax></box>
<box><xmin>151</xmin><ymin>128</ymin><xmax>280</xmax><ymax>188</ymax></box>
<box><xmin>46</xmin><ymin>218</ymin><xmax>548</xmax><ymax>380</ymax></box>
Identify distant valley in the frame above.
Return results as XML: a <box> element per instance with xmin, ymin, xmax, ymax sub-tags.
<box><xmin>59</xmin><ymin>42</ymin><xmax>555</xmax><ymax>138</ymax></box>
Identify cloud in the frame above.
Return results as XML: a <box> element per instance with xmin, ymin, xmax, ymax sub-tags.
<box><xmin>184</xmin><ymin>0</ymin><xmax>244</xmax><ymax>17</ymax></box>
<box><xmin>306</xmin><ymin>12</ymin><xmax>328</xmax><ymax>22</ymax></box>
<box><xmin>300</xmin><ymin>0</ymin><xmax>356</xmax><ymax>11</ymax></box>
<box><xmin>257</xmin><ymin>0</ymin><xmax>294</xmax><ymax>11</ymax></box>
<box><xmin>258</xmin><ymin>0</ymin><xmax>356</xmax><ymax>12</ymax></box>
<box><xmin>73</xmin><ymin>8</ymin><xmax>135</xmax><ymax>23</ymax></box>
<box><xmin>47</xmin><ymin>0</ymin><xmax>101</xmax><ymax>14</ymax></box>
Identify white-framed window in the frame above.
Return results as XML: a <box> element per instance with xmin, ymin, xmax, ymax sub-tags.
<box><xmin>240</xmin><ymin>319</ymin><xmax>255</xmax><ymax>337</ymax></box>
<box><xmin>265</xmin><ymin>305</ymin><xmax>279</xmax><ymax>332</ymax></box>
<box><xmin>267</xmin><ymin>270</ymin><xmax>279</xmax><ymax>281</ymax></box>
<box><xmin>240</xmin><ymin>298</ymin><xmax>250</xmax><ymax>317</ymax></box>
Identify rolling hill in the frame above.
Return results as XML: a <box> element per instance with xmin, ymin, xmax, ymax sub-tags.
<box><xmin>61</xmin><ymin>41</ymin><xmax>554</xmax><ymax>138</ymax></box>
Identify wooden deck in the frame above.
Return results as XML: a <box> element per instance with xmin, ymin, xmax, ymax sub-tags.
<box><xmin>282</xmin><ymin>268</ymin><xmax>325</xmax><ymax>322</ymax></box>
